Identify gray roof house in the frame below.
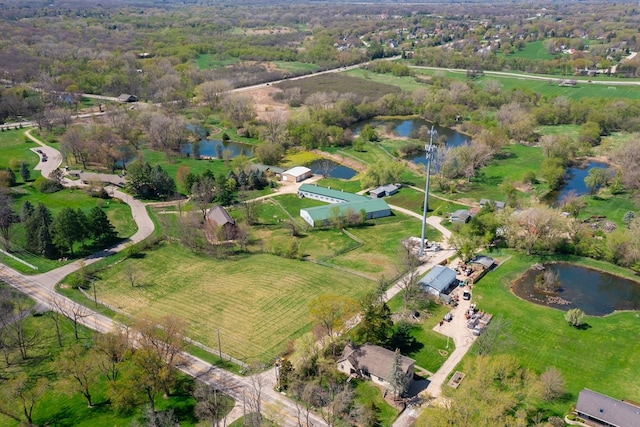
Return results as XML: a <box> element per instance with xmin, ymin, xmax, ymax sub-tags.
<box><xmin>419</xmin><ymin>265</ymin><xmax>458</xmax><ymax>296</ymax></box>
<box><xmin>451</xmin><ymin>209</ymin><xmax>471</xmax><ymax>224</ymax></box>
<box><xmin>480</xmin><ymin>199</ymin><xmax>506</xmax><ymax>210</ymax></box>
<box><xmin>370</xmin><ymin>184</ymin><xmax>400</xmax><ymax>198</ymax></box>
<box><xmin>576</xmin><ymin>388</ymin><xmax>640</xmax><ymax>427</ymax></box>
<box><xmin>117</xmin><ymin>94</ymin><xmax>138</xmax><ymax>103</ymax></box>
<box><xmin>207</xmin><ymin>206</ymin><xmax>238</xmax><ymax>240</ymax></box>
<box><xmin>337</xmin><ymin>343</ymin><xmax>414</xmax><ymax>392</ymax></box>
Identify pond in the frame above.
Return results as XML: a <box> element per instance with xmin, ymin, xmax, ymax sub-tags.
<box><xmin>554</xmin><ymin>160</ymin><xmax>610</xmax><ymax>205</ymax></box>
<box><xmin>182</xmin><ymin>139</ymin><xmax>254</xmax><ymax>159</ymax></box>
<box><xmin>512</xmin><ymin>263</ymin><xmax>640</xmax><ymax>316</ymax></box>
<box><xmin>351</xmin><ymin>118</ymin><xmax>469</xmax><ymax>166</ymax></box>
<box><xmin>307</xmin><ymin>159</ymin><xmax>358</xmax><ymax>180</ymax></box>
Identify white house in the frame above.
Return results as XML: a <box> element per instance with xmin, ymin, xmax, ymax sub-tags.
<box><xmin>337</xmin><ymin>343</ymin><xmax>414</xmax><ymax>392</ymax></box>
<box><xmin>281</xmin><ymin>166</ymin><xmax>312</xmax><ymax>182</ymax></box>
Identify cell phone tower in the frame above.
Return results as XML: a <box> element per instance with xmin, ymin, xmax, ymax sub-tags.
<box><xmin>419</xmin><ymin>125</ymin><xmax>437</xmax><ymax>256</ymax></box>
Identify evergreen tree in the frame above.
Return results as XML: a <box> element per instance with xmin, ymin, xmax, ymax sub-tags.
<box><xmin>26</xmin><ymin>203</ymin><xmax>54</xmax><ymax>256</ymax></box>
<box><xmin>51</xmin><ymin>207</ymin><xmax>82</xmax><ymax>255</ymax></box>
<box><xmin>88</xmin><ymin>206</ymin><xmax>116</xmax><ymax>242</ymax></box>
<box><xmin>75</xmin><ymin>208</ymin><xmax>90</xmax><ymax>250</ymax></box>
<box><xmin>387</xmin><ymin>349</ymin><xmax>408</xmax><ymax>399</ymax></box>
<box><xmin>5</xmin><ymin>167</ymin><xmax>16</xmax><ymax>186</ymax></box>
<box><xmin>21</xmin><ymin>201</ymin><xmax>34</xmax><ymax>223</ymax></box>
<box><xmin>19</xmin><ymin>162</ymin><xmax>30</xmax><ymax>182</ymax></box>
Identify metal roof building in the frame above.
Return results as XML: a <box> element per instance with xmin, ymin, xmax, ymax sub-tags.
<box><xmin>419</xmin><ymin>265</ymin><xmax>458</xmax><ymax>295</ymax></box>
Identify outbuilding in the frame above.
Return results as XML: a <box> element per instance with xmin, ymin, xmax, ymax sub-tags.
<box><xmin>419</xmin><ymin>265</ymin><xmax>458</xmax><ymax>296</ymax></box>
<box><xmin>282</xmin><ymin>166</ymin><xmax>312</xmax><ymax>182</ymax></box>
<box><xmin>451</xmin><ymin>209</ymin><xmax>471</xmax><ymax>224</ymax></box>
<box><xmin>370</xmin><ymin>184</ymin><xmax>400</xmax><ymax>198</ymax></box>
<box><xmin>117</xmin><ymin>94</ymin><xmax>138</xmax><ymax>103</ymax></box>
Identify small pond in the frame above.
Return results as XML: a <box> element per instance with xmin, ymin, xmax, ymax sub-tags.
<box><xmin>512</xmin><ymin>263</ymin><xmax>640</xmax><ymax>316</ymax></box>
<box><xmin>182</xmin><ymin>139</ymin><xmax>254</xmax><ymax>159</ymax></box>
<box><xmin>308</xmin><ymin>159</ymin><xmax>358</xmax><ymax>180</ymax></box>
<box><xmin>351</xmin><ymin>118</ymin><xmax>469</xmax><ymax>166</ymax></box>
<box><xmin>554</xmin><ymin>161</ymin><xmax>610</xmax><ymax>205</ymax></box>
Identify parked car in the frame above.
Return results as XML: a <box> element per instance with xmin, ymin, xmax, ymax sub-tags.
<box><xmin>463</xmin><ymin>290</ymin><xmax>471</xmax><ymax>300</ymax></box>
<box><xmin>444</xmin><ymin>312</ymin><xmax>453</xmax><ymax>322</ymax></box>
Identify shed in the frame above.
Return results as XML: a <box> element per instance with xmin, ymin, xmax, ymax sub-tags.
<box><xmin>207</xmin><ymin>206</ymin><xmax>238</xmax><ymax>240</ymax></box>
<box><xmin>470</xmin><ymin>256</ymin><xmax>495</xmax><ymax>270</ymax></box>
<box><xmin>370</xmin><ymin>184</ymin><xmax>399</xmax><ymax>198</ymax></box>
<box><xmin>419</xmin><ymin>265</ymin><xmax>458</xmax><ymax>296</ymax></box>
<box><xmin>337</xmin><ymin>343</ymin><xmax>414</xmax><ymax>392</ymax></box>
<box><xmin>451</xmin><ymin>209</ymin><xmax>471</xmax><ymax>224</ymax></box>
<box><xmin>117</xmin><ymin>94</ymin><xmax>138</xmax><ymax>103</ymax></box>
<box><xmin>576</xmin><ymin>388</ymin><xmax>640</xmax><ymax>427</ymax></box>
<box><xmin>282</xmin><ymin>166</ymin><xmax>312</xmax><ymax>182</ymax></box>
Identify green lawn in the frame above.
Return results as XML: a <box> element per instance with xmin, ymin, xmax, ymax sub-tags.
<box><xmin>316</xmin><ymin>177</ymin><xmax>363</xmax><ymax>194</ymax></box>
<box><xmin>346</xmin><ymin>68</ymin><xmax>426</xmax><ymax>92</ymax></box>
<box><xmin>93</xmin><ymin>244</ymin><xmax>376</xmax><ymax>364</ymax></box>
<box><xmin>196</xmin><ymin>54</ymin><xmax>240</xmax><ymax>70</ymax></box>
<box><xmin>503</xmin><ymin>40</ymin><xmax>557</xmax><ymax>61</ymax></box>
<box><xmin>434</xmin><ymin>143</ymin><xmax>547</xmax><ymax>203</ymax></box>
<box><xmin>5</xmin><ymin>187</ymin><xmax>136</xmax><ymax>273</ymax></box>
<box><xmin>386</xmin><ymin>187</ymin><xmax>469</xmax><ymax>217</ymax></box>
<box><xmin>579</xmin><ymin>192</ymin><xmax>640</xmax><ymax>227</ymax></box>
<box><xmin>467</xmin><ymin>251</ymin><xmax>640</xmax><ymax>414</ymax></box>
<box><xmin>353</xmin><ymin>380</ymin><xmax>400</xmax><ymax>426</ymax></box>
<box><xmin>0</xmin><ymin>129</ymin><xmax>40</xmax><ymax>182</ymax></box>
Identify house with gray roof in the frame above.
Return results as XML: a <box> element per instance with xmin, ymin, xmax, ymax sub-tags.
<box><xmin>576</xmin><ymin>388</ymin><xmax>640</xmax><ymax>427</ymax></box>
<box><xmin>419</xmin><ymin>265</ymin><xmax>458</xmax><ymax>296</ymax></box>
<box><xmin>369</xmin><ymin>184</ymin><xmax>399</xmax><ymax>198</ymax></box>
<box><xmin>451</xmin><ymin>209</ymin><xmax>471</xmax><ymax>224</ymax></box>
<box><xmin>207</xmin><ymin>206</ymin><xmax>238</xmax><ymax>240</ymax></box>
<box><xmin>337</xmin><ymin>343</ymin><xmax>414</xmax><ymax>392</ymax></box>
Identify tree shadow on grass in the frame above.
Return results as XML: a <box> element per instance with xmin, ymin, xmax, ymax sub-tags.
<box><xmin>576</xmin><ymin>323</ymin><xmax>592</xmax><ymax>330</ymax></box>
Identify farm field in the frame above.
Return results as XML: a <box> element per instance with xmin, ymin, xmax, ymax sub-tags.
<box><xmin>276</xmin><ymin>73</ymin><xmax>400</xmax><ymax>103</ymax></box>
<box><xmin>94</xmin><ymin>244</ymin><xmax>377</xmax><ymax>364</ymax></box>
<box><xmin>272</xmin><ymin>61</ymin><xmax>320</xmax><ymax>74</ymax></box>
<box><xmin>468</xmin><ymin>251</ymin><xmax>640</xmax><ymax>415</ymax></box>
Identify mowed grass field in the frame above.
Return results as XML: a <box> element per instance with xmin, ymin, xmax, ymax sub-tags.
<box><xmin>95</xmin><ymin>245</ymin><xmax>376</xmax><ymax>363</ymax></box>
<box><xmin>0</xmin><ymin>129</ymin><xmax>40</xmax><ymax>180</ymax></box>
<box><xmin>276</xmin><ymin>73</ymin><xmax>400</xmax><ymax>103</ymax></box>
<box><xmin>468</xmin><ymin>252</ymin><xmax>640</xmax><ymax>413</ymax></box>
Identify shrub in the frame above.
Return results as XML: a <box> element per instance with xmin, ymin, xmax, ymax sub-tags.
<box><xmin>34</xmin><ymin>176</ymin><xmax>62</xmax><ymax>193</ymax></box>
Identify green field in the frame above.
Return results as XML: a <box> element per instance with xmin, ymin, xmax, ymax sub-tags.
<box><xmin>468</xmin><ymin>252</ymin><xmax>640</xmax><ymax>413</ymax></box>
<box><xmin>503</xmin><ymin>40</ymin><xmax>557</xmax><ymax>61</ymax></box>
<box><xmin>354</xmin><ymin>380</ymin><xmax>400</xmax><ymax>426</ymax></box>
<box><xmin>196</xmin><ymin>54</ymin><xmax>240</xmax><ymax>70</ymax></box>
<box><xmin>0</xmin><ymin>129</ymin><xmax>40</xmax><ymax>182</ymax></box>
<box><xmin>93</xmin><ymin>244</ymin><xmax>376</xmax><ymax>364</ymax></box>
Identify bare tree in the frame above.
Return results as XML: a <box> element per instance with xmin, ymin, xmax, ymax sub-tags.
<box><xmin>2</xmin><ymin>373</ymin><xmax>49</xmax><ymax>426</ymax></box>
<box><xmin>539</xmin><ymin>367</ymin><xmax>566</xmax><ymax>401</ymax></box>
<box><xmin>246</xmin><ymin>365</ymin><xmax>266</xmax><ymax>425</ymax></box>
<box><xmin>51</xmin><ymin>296</ymin><xmax>91</xmax><ymax>340</ymax></box>
<box><xmin>194</xmin><ymin>379</ymin><xmax>235</xmax><ymax>427</ymax></box>
<box><xmin>396</xmin><ymin>244</ymin><xmax>422</xmax><ymax>311</ymax></box>
<box><xmin>195</xmin><ymin>79</ymin><xmax>233</xmax><ymax>109</ymax></box>
<box><xmin>57</xmin><ymin>343</ymin><xmax>99</xmax><ymax>407</ymax></box>
<box><xmin>93</xmin><ymin>327</ymin><xmax>130</xmax><ymax>384</ymax></box>
<box><xmin>222</xmin><ymin>93</ymin><xmax>256</xmax><ymax>128</ymax></box>
<box><xmin>123</xmin><ymin>262</ymin><xmax>142</xmax><ymax>288</ymax></box>
<box><xmin>2</xmin><ymin>294</ymin><xmax>36</xmax><ymax>360</ymax></box>
<box><xmin>0</xmin><ymin>192</ymin><xmax>18</xmax><ymax>251</ymax></box>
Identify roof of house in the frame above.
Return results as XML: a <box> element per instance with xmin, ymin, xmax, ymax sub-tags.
<box><xmin>252</xmin><ymin>164</ymin><xmax>285</xmax><ymax>174</ymax></box>
<box><xmin>338</xmin><ymin>342</ymin><xmax>414</xmax><ymax>380</ymax></box>
<box><xmin>117</xmin><ymin>94</ymin><xmax>137</xmax><ymax>102</ymax></box>
<box><xmin>282</xmin><ymin>166</ymin><xmax>312</xmax><ymax>177</ymax></box>
<box><xmin>480</xmin><ymin>199</ymin><xmax>506</xmax><ymax>210</ymax></box>
<box><xmin>419</xmin><ymin>265</ymin><xmax>458</xmax><ymax>293</ymax></box>
<box><xmin>207</xmin><ymin>206</ymin><xmax>236</xmax><ymax>226</ymax></box>
<box><xmin>470</xmin><ymin>255</ymin><xmax>495</xmax><ymax>269</ymax></box>
<box><xmin>299</xmin><ymin>183</ymin><xmax>368</xmax><ymax>203</ymax></box>
<box><xmin>451</xmin><ymin>209</ymin><xmax>471</xmax><ymax>221</ymax></box>
<box><xmin>79</xmin><ymin>172</ymin><xmax>126</xmax><ymax>187</ymax></box>
<box><xmin>301</xmin><ymin>199</ymin><xmax>390</xmax><ymax>222</ymax></box>
<box><xmin>371</xmin><ymin>184</ymin><xmax>399</xmax><ymax>194</ymax></box>
<box><xmin>576</xmin><ymin>388</ymin><xmax>640</xmax><ymax>427</ymax></box>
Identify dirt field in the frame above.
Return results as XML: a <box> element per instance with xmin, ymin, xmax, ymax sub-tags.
<box><xmin>243</xmin><ymin>85</ymin><xmax>291</xmax><ymax>121</ymax></box>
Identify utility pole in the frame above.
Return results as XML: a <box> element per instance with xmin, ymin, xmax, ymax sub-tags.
<box><xmin>419</xmin><ymin>125</ymin><xmax>438</xmax><ymax>256</ymax></box>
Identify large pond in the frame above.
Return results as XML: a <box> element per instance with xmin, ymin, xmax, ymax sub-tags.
<box><xmin>512</xmin><ymin>263</ymin><xmax>640</xmax><ymax>316</ymax></box>
<box><xmin>182</xmin><ymin>139</ymin><xmax>254</xmax><ymax>159</ymax></box>
<box><xmin>308</xmin><ymin>159</ymin><xmax>358</xmax><ymax>180</ymax></box>
<box><xmin>351</xmin><ymin>118</ymin><xmax>469</xmax><ymax>166</ymax></box>
<box><xmin>554</xmin><ymin>161</ymin><xmax>610</xmax><ymax>205</ymax></box>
